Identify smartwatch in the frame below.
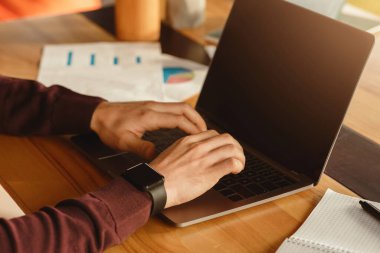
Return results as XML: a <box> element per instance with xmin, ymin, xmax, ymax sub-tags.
<box><xmin>121</xmin><ymin>163</ymin><xmax>166</xmax><ymax>216</ymax></box>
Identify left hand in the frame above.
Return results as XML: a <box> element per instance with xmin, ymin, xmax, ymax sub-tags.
<box><xmin>90</xmin><ymin>101</ymin><xmax>207</xmax><ymax>159</ymax></box>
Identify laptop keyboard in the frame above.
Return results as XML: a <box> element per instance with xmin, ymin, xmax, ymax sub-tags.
<box><xmin>215</xmin><ymin>152</ymin><xmax>296</xmax><ymax>202</ymax></box>
<box><xmin>143</xmin><ymin>129</ymin><xmax>297</xmax><ymax>202</ymax></box>
<box><xmin>143</xmin><ymin>128</ymin><xmax>188</xmax><ymax>153</ymax></box>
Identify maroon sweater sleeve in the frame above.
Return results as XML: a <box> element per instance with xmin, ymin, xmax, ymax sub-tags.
<box><xmin>0</xmin><ymin>178</ymin><xmax>152</xmax><ymax>252</ymax></box>
<box><xmin>0</xmin><ymin>76</ymin><xmax>152</xmax><ymax>252</ymax></box>
<box><xmin>0</xmin><ymin>75</ymin><xmax>103</xmax><ymax>135</ymax></box>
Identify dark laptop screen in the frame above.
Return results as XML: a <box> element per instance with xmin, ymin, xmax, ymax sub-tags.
<box><xmin>196</xmin><ymin>0</ymin><xmax>374</xmax><ymax>182</ymax></box>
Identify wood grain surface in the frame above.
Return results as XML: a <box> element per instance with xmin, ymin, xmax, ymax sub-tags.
<box><xmin>0</xmin><ymin>1</ymin><xmax>379</xmax><ymax>252</ymax></box>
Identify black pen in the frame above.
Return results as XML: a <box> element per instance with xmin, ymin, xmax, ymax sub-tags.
<box><xmin>359</xmin><ymin>200</ymin><xmax>380</xmax><ymax>222</ymax></box>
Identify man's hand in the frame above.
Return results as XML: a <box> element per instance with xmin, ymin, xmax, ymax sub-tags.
<box><xmin>90</xmin><ymin>101</ymin><xmax>207</xmax><ymax>159</ymax></box>
<box><xmin>149</xmin><ymin>130</ymin><xmax>245</xmax><ymax>208</ymax></box>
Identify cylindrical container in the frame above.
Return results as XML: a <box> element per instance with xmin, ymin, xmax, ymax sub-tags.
<box><xmin>167</xmin><ymin>0</ymin><xmax>206</xmax><ymax>29</ymax></box>
<box><xmin>115</xmin><ymin>0</ymin><xmax>161</xmax><ymax>41</ymax></box>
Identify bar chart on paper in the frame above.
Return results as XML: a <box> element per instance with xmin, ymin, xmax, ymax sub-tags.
<box><xmin>66</xmin><ymin>50</ymin><xmax>143</xmax><ymax>67</ymax></box>
<box><xmin>38</xmin><ymin>42</ymin><xmax>164</xmax><ymax>102</ymax></box>
<box><xmin>65</xmin><ymin>50</ymin><xmax>196</xmax><ymax>85</ymax></box>
<box><xmin>38</xmin><ymin>42</ymin><xmax>208</xmax><ymax>102</ymax></box>
<box><xmin>63</xmin><ymin>49</ymin><xmax>196</xmax><ymax>86</ymax></box>
<box><xmin>65</xmin><ymin>51</ymin><xmax>143</xmax><ymax>66</ymax></box>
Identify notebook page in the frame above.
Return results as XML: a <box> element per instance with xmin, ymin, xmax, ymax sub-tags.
<box><xmin>0</xmin><ymin>184</ymin><xmax>24</xmax><ymax>219</ymax></box>
<box><xmin>291</xmin><ymin>189</ymin><xmax>380</xmax><ymax>253</ymax></box>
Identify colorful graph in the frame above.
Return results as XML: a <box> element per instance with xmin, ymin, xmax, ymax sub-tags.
<box><xmin>163</xmin><ymin>67</ymin><xmax>195</xmax><ymax>84</ymax></box>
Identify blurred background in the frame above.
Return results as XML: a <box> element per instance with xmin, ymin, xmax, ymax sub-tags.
<box><xmin>0</xmin><ymin>0</ymin><xmax>379</xmax><ymax>31</ymax></box>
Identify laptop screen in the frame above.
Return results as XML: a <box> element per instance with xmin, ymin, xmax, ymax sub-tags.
<box><xmin>196</xmin><ymin>0</ymin><xmax>374</xmax><ymax>182</ymax></box>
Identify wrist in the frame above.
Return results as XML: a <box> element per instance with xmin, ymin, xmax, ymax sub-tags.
<box><xmin>163</xmin><ymin>180</ymin><xmax>177</xmax><ymax>209</ymax></box>
<box><xmin>90</xmin><ymin>101</ymin><xmax>108</xmax><ymax>133</ymax></box>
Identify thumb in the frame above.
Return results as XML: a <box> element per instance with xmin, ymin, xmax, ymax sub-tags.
<box><xmin>119</xmin><ymin>132</ymin><xmax>155</xmax><ymax>160</ymax></box>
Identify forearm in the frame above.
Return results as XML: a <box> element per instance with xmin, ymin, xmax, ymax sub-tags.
<box><xmin>0</xmin><ymin>178</ymin><xmax>151</xmax><ymax>253</ymax></box>
<box><xmin>0</xmin><ymin>75</ymin><xmax>103</xmax><ymax>135</ymax></box>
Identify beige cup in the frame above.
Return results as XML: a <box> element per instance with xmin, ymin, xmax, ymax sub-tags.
<box><xmin>115</xmin><ymin>0</ymin><xmax>161</xmax><ymax>41</ymax></box>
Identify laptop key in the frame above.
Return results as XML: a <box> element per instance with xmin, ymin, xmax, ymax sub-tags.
<box><xmin>253</xmin><ymin>176</ymin><xmax>265</xmax><ymax>183</ymax></box>
<box><xmin>261</xmin><ymin>181</ymin><xmax>277</xmax><ymax>191</ymax></box>
<box><xmin>230</xmin><ymin>184</ymin><xmax>254</xmax><ymax>198</ymax></box>
<box><xmin>266</xmin><ymin>175</ymin><xmax>282</xmax><ymax>182</ymax></box>
<box><xmin>239</xmin><ymin>178</ymin><xmax>250</xmax><ymax>185</ymax></box>
<box><xmin>245</xmin><ymin>171</ymin><xmax>255</xmax><ymax>177</ymax></box>
<box><xmin>284</xmin><ymin>176</ymin><xmax>296</xmax><ymax>183</ymax></box>
<box><xmin>260</xmin><ymin>171</ymin><xmax>273</xmax><ymax>177</ymax></box>
<box><xmin>213</xmin><ymin>182</ymin><xmax>226</xmax><ymax>191</ymax></box>
<box><xmin>276</xmin><ymin>180</ymin><xmax>291</xmax><ymax>188</ymax></box>
<box><xmin>231</xmin><ymin>173</ymin><xmax>245</xmax><ymax>179</ymax></box>
<box><xmin>246</xmin><ymin>183</ymin><xmax>266</xmax><ymax>194</ymax></box>
<box><xmin>229</xmin><ymin>194</ymin><xmax>243</xmax><ymax>202</ymax></box>
<box><xmin>221</xmin><ymin>178</ymin><xmax>236</xmax><ymax>185</ymax></box>
<box><xmin>220</xmin><ymin>189</ymin><xmax>235</xmax><ymax>196</ymax></box>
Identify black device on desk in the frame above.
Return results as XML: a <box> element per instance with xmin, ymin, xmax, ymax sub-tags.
<box><xmin>72</xmin><ymin>0</ymin><xmax>374</xmax><ymax>226</ymax></box>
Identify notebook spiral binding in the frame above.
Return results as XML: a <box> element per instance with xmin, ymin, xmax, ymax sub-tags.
<box><xmin>288</xmin><ymin>236</ymin><xmax>352</xmax><ymax>253</ymax></box>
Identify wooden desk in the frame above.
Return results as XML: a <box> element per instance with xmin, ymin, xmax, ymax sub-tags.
<box><xmin>0</xmin><ymin>1</ymin><xmax>379</xmax><ymax>252</ymax></box>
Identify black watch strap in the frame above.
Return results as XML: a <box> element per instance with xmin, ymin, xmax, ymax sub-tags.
<box><xmin>121</xmin><ymin>163</ymin><xmax>166</xmax><ymax>216</ymax></box>
<box><xmin>145</xmin><ymin>178</ymin><xmax>167</xmax><ymax>216</ymax></box>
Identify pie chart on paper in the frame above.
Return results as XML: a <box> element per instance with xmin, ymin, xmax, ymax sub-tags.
<box><xmin>163</xmin><ymin>67</ymin><xmax>195</xmax><ymax>84</ymax></box>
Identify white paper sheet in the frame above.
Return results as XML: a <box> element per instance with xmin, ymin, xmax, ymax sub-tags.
<box><xmin>0</xmin><ymin>184</ymin><xmax>24</xmax><ymax>219</ymax></box>
<box><xmin>205</xmin><ymin>45</ymin><xmax>217</xmax><ymax>59</ymax></box>
<box><xmin>38</xmin><ymin>43</ymin><xmax>208</xmax><ymax>102</ymax></box>
<box><xmin>38</xmin><ymin>42</ymin><xmax>164</xmax><ymax>102</ymax></box>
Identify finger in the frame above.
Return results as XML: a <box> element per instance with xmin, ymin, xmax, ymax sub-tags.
<box><xmin>147</xmin><ymin>102</ymin><xmax>207</xmax><ymax>132</ymax></box>
<box><xmin>118</xmin><ymin>131</ymin><xmax>155</xmax><ymax>159</ymax></box>
<box><xmin>157</xmin><ymin>130</ymin><xmax>220</xmax><ymax>163</ymax></box>
<box><xmin>194</xmin><ymin>133</ymin><xmax>244</xmax><ymax>155</ymax></box>
<box><xmin>156</xmin><ymin>130</ymin><xmax>220</xmax><ymax>162</ymax></box>
<box><xmin>209</xmin><ymin>158</ymin><xmax>245</xmax><ymax>179</ymax></box>
<box><xmin>175</xmin><ymin>130</ymin><xmax>219</xmax><ymax>144</ymax></box>
<box><xmin>145</xmin><ymin>111</ymin><xmax>201</xmax><ymax>134</ymax></box>
<box><xmin>200</xmin><ymin>144</ymin><xmax>245</xmax><ymax>169</ymax></box>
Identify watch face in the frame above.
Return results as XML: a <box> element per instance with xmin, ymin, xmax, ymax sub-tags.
<box><xmin>125</xmin><ymin>163</ymin><xmax>164</xmax><ymax>190</ymax></box>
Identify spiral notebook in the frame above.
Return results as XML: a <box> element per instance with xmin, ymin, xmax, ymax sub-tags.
<box><xmin>277</xmin><ymin>189</ymin><xmax>380</xmax><ymax>253</ymax></box>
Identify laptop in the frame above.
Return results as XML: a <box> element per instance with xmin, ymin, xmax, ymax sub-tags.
<box><xmin>71</xmin><ymin>0</ymin><xmax>374</xmax><ymax>227</ymax></box>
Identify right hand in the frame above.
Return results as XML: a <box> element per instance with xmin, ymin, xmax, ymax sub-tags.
<box><xmin>149</xmin><ymin>130</ymin><xmax>245</xmax><ymax>208</ymax></box>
